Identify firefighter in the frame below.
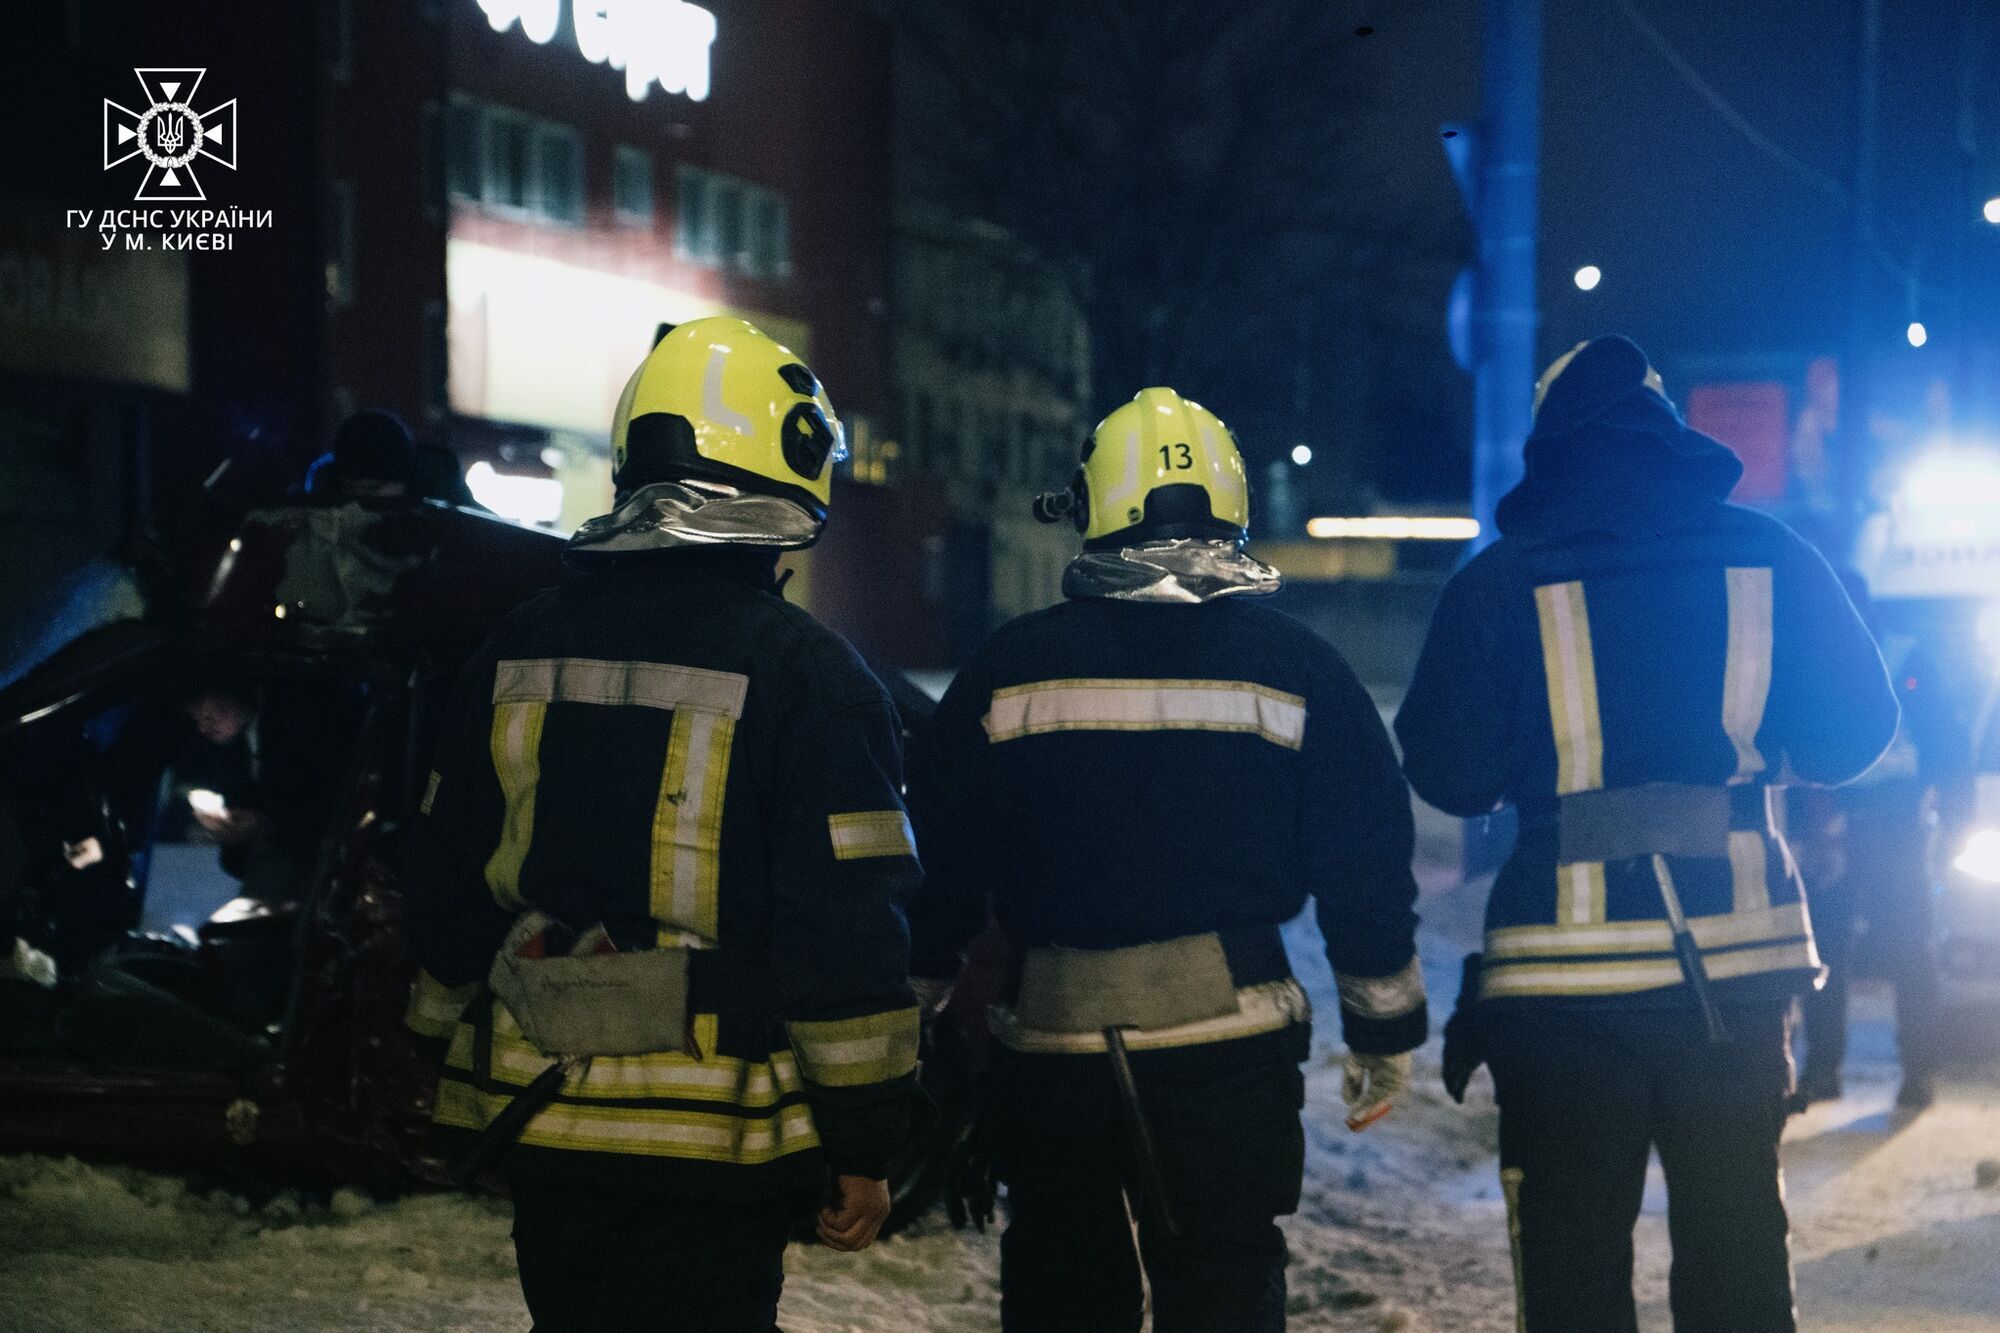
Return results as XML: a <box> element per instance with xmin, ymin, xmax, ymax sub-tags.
<box><xmin>907</xmin><ymin>387</ymin><xmax>1427</xmax><ymax>1333</ymax></box>
<box><xmin>403</xmin><ymin>317</ymin><xmax>922</xmax><ymax>1332</ymax></box>
<box><xmin>1399</xmin><ymin>337</ymin><xmax>1899</xmax><ymax>1333</ymax></box>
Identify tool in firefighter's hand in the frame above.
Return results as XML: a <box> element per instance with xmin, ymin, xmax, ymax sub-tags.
<box><xmin>1103</xmin><ymin>1025</ymin><xmax>1180</xmax><ymax>1237</ymax></box>
<box><xmin>1341</xmin><ymin>1051</ymin><xmax>1409</xmax><ymax>1131</ymax></box>
<box><xmin>1650</xmin><ymin>854</ymin><xmax>1730</xmax><ymax>1045</ymax></box>
<box><xmin>1441</xmin><ymin>951</ymin><xmax>1486</xmax><ymax>1104</ymax></box>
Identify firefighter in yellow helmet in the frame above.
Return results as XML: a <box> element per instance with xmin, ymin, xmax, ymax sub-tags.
<box><xmin>404</xmin><ymin>317</ymin><xmax>922</xmax><ymax>1330</ymax></box>
<box><xmin>908</xmin><ymin>387</ymin><xmax>1427</xmax><ymax>1331</ymax></box>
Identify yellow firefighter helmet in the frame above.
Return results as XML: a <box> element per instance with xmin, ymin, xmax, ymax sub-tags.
<box><xmin>1036</xmin><ymin>387</ymin><xmax>1251</xmax><ymax>547</ymax></box>
<box><xmin>609</xmin><ymin>316</ymin><xmax>846</xmax><ymax>517</ymax></box>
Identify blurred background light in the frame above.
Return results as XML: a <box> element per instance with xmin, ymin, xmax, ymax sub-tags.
<box><xmin>1907</xmin><ymin>321</ymin><xmax>1928</xmax><ymax>348</ymax></box>
<box><xmin>466</xmin><ymin>460</ymin><xmax>565</xmax><ymax>526</ymax></box>
<box><xmin>1307</xmin><ymin>516</ymin><xmax>1481</xmax><ymax>541</ymax></box>
<box><xmin>1572</xmin><ymin>264</ymin><xmax>1602</xmax><ymax>292</ymax></box>
<box><xmin>1290</xmin><ymin>444</ymin><xmax>1313</xmax><ymax>466</ymax></box>
<box><xmin>1984</xmin><ymin>196</ymin><xmax>2000</xmax><ymax>225</ymax></box>
<box><xmin>1953</xmin><ymin>828</ymin><xmax>2000</xmax><ymax>883</ymax></box>
<box><xmin>1899</xmin><ymin>449</ymin><xmax>2000</xmax><ymax>510</ymax></box>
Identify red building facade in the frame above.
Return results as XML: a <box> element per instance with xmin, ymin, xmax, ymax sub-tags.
<box><xmin>5</xmin><ymin>1</ymin><xmax>946</xmax><ymax>666</ymax></box>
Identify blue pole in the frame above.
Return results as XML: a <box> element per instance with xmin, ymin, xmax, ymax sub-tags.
<box><xmin>1471</xmin><ymin>0</ymin><xmax>1542</xmax><ymax>549</ymax></box>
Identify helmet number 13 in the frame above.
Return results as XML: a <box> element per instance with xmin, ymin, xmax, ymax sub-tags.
<box><xmin>1159</xmin><ymin>443</ymin><xmax>1195</xmax><ymax>471</ymax></box>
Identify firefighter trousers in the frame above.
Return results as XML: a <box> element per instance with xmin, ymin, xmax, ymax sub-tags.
<box><xmin>992</xmin><ymin>1025</ymin><xmax>1308</xmax><ymax>1333</ymax></box>
<box><xmin>509</xmin><ymin>1181</ymin><xmax>811</xmax><ymax>1332</ymax></box>
<box><xmin>1487</xmin><ymin>1002</ymin><xmax>1796</xmax><ymax>1333</ymax></box>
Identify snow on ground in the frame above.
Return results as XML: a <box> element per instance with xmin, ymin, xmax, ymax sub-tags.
<box><xmin>4</xmin><ymin>860</ymin><xmax>2000</xmax><ymax>1331</ymax></box>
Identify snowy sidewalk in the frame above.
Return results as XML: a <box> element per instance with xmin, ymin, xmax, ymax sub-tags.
<box><xmin>3</xmin><ymin>869</ymin><xmax>1998</xmax><ymax>1331</ymax></box>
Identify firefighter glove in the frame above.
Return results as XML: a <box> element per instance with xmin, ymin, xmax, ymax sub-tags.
<box><xmin>1342</xmin><ymin>1050</ymin><xmax>1410</xmax><ymax>1131</ymax></box>
<box><xmin>1441</xmin><ymin>951</ymin><xmax>1486</xmax><ymax>1104</ymax></box>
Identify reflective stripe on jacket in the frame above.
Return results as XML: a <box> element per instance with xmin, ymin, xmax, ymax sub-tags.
<box><xmin>1397</xmin><ymin>505</ymin><xmax>1899</xmax><ymax>1006</ymax></box>
<box><xmin>404</xmin><ymin>547</ymin><xmax>920</xmax><ymax>1195</ymax></box>
<box><xmin>908</xmin><ymin>595</ymin><xmax>1427</xmax><ymax>1056</ymax></box>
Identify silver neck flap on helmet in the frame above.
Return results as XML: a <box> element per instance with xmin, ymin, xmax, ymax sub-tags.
<box><xmin>568</xmin><ymin>479</ymin><xmax>823</xmax><ymax>554</ymax></box>
<box><xmin>1062</xmin><ymin>538</ymin><xmax>1282</xmax><ymax>604</ymax></box>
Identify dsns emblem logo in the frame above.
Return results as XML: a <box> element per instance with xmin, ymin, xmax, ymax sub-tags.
<box><xmin>103</xmin><ymin>68</ymin><xmax>237</xmax><ymax>202</ymax></box>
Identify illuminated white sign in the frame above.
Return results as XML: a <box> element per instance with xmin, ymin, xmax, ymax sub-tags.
<box><xmin>477</xmin><ymin>0</ymin><xmax>715</xmax><ymax>102</ymax></box>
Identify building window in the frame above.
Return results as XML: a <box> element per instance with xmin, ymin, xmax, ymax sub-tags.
<box><xmin>324</xmin><ymin>180</ymin><xmax>355</xmax><ymax>306</ymax></box>
<box><xmin>714</xmin><ymin>180</ymin><xmax>744</xmax><ymax>266</ymax></box>
<box><xmin>614</xmin><ymin>146</ymin><xmax>653</xmax><ymax>225</ymax></box>
<box><xmin>752</xmin><ymin>193</ymin><xmax>788</xmax><ymax>278</ymax></box>
<box><xmin>450</xmin><ymin>99</ymin><xmax>585</xmax><ymax>227</ymax></box>
<box><xmin>676</xmin><ymin>167</ymin><xmax>713</xmax><ymax>261</ymax></box>
<box><xmin>485</xmin><ymin>110</ymin><xmax>533</xmax><ymax>213</ymax></box>
<box><xmin>533</xmin><ymin>123</ymin><xmax>584</xmax><ymax>224</ymax></box>
<box><xmin>446</xmin><ymin>98</ymin><xmax>482</xmax><ymax>201</ymax></box>
<box><xmin>676</xmin><ymin>166</ymin><xmax>788</xmax><ymax>278</ymax></box>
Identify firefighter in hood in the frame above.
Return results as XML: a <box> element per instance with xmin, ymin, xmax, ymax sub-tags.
<box><xmin>907</xmin><ymin>388</ymin><xmax>1428</xmax><ymax>1332</ymax></box>
<box><xmin>1398</xmin><ymin>337</ymin><xmax>1899</xmax><ymax>1333</ymax></box>
<box><xmin>404</xmin><ymin>317</ymin><xmax>922</xmax><ymax>1331</ymax></box>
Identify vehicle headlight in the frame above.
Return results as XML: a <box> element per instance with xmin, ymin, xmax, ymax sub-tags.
<box><xmin>1952</xmin><ymin>828</ymin><xmax>2000</xmax><ymax>883</ymax></box>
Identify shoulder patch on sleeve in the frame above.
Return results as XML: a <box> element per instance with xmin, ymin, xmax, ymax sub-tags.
<box><xmin>828</xmin><ymin>810</ymin><xmax>917</xmax><ymax>861</ymax></box>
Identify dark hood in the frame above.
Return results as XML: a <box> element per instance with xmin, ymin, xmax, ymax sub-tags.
<box><xmin>1496</xmin><ymin>336</ymin><xmax>1744</xmax><ymax>542</ymax></box>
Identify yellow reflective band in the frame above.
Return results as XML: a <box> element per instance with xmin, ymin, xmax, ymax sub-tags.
<box><xmin>786</xmin><ymin>1008</ymin><xmax>920</xmax><ymax>1087</ymax></box>
<box><xmin>1534</xmin><ymin>582</ymin><xmax>1603</xmax><ymax>796</ymax></box>
<box><xmin>493</xmin><ymin>657</ymin><xmax>749</xmax><ymax>719</ymax></box>
<box><xmin>449</xmin><ymin>1009</ymin><xmax>807</xmax><ymax>1107</ymax></box>
<box><xmin>1485</xmin><ymin>901</ymin><xmax>1808</xmax><ymax>960</ymax></box>
<box><xmin>419</xmin><ymin>770</ymin><xmax>441</xmax><ymax>817</ymax></box>
<box><xmin>650</xmin><ymin>710</ymin><xmax>734</xmax><ymax>944</ymax></box>
<box><xmin>484</xmin><ymin>700</ymin><xmax>546</xmax><ymax>911</ymax></box>
<box><xmin>434</xmin><ymin>1081</ymin><xmax>820</xmax><ymax>1165</ymax></box>
<box><xmin>1723</xmin><ymin>567</ymin><xmax>1774</xmax><ymax>779</ymax></box>
<box><xmin>1727</xmin><ymin>830</ymin><xmax>1773</xmax><ymax>913</ymax></box>
<box><xmin>404</xmin><ymin>969</ymin><xmax>479</xmax><ymax>1039</ymax></box>
<box><xmin>1480</xmin><ymin>939</ymin><xmax>1819</xmax><ymax>997</ymax></box>
<box><xmin>993</xmin><ymin>978</ymin><xmax>1309</xmax><ymax>1055</ymax></box>
<box><xmin>827</xmin><ymin>810</ymin><xmax>917</xmax><ymax>861</ymax></box>
<box><xmin>1556</xmin><ymin>860</ymin><xmax>1607</xmax><ymax>926</ymax></box>
<box><xmin>984</xmin><ymin>678</ymin><xmax>1307</xmax><ymax>749</ymax></box>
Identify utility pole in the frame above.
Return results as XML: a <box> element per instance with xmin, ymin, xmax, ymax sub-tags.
<box><xmin>1450</xmin><ymin>0</ymin><xmax>1542</xmax><ymax>878</ymax></box>
<box><xmin>1838</xmin><ymin>0</ymin><xmax>1881</xmax><ymax>538</ymax></box>
<box><xmin>1468</xmin><ymin>0</ymin><xmax>1543</xmax><ymax>548</ymax></box>
<box><xmin>1953</xmin><ymin>3</ymin><xmax>1983</xmax><ymax>427</ymax></box>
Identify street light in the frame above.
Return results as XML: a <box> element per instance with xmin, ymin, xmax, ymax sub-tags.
<box><xmin>1907</xmin><ymin>321</ymin><xmax>1929</xmax><ymax>348</ymax></box>
<box><xmin>1290</xmin><ymin>444</ymin><xmax>1313</xmax><ymax>466</ymax></box>
<box><xmin>1985</xmin><ymin>196</ymin><xmax>2000</xmax><ymax>225</ymax></box>
<box><xmin>1573</xmin><ymin>265</ymin><xmax>1602</xmax><ymax>292</ymax></box>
